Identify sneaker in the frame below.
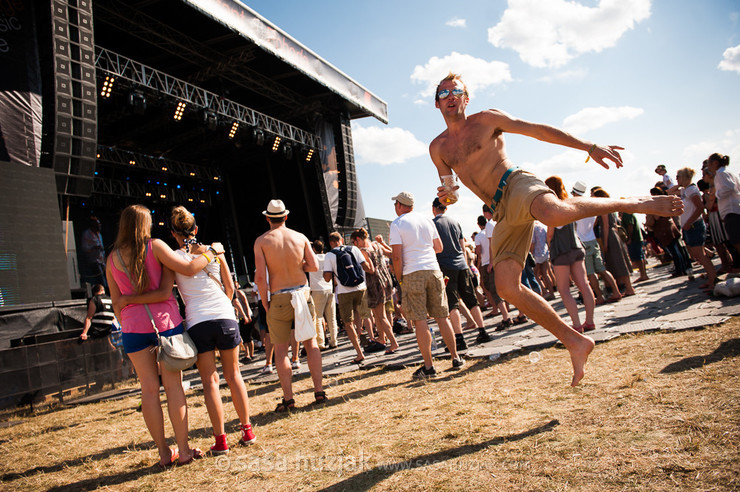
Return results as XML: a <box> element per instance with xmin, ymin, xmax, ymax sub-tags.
<box><xmin>452</xmin><ymin>356</ymin><xmax>466</xmax><ymax>369</ymax></box>
<box><xmin>455</xmin><ymin>334</ymin><xmax>468</xmax><ymax>351</ymax></box>
<box><xmin>291</xmin><ymin>360</ymin><xmax>301</xmax><ymax>370</ymax></box>
<box><xmin>475</xmin><ymin>330</ymin><xmax>491</xmax><ymax>344</ymax></box>
<box><xmin>210</xmin><ymin>434</ymin><xmax>229</xmax><ymax>455</ymax></box>
<box><xmin>239</xmin><ymin>423</ymin><xmax>256</xmax><ymax>445</ymax></box>
<box><xmin>260</xmin><ymin>365</ymin><xmax>274</xmax><ymax>374</ymax></box>
<box><xmin>412</xmin><ymin>365</ymin><xmax>437</xmax><ymax>379</ymax></box>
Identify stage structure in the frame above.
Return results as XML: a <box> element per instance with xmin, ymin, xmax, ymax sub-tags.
<box><xmin>0</xmin><ymin>0</ymin><xmax>386</xmax><ymax>407</ymax></box>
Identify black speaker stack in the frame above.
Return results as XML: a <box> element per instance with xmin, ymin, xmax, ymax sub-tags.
<box><xmin>49</xmin><ymin>0</ymin><xmax>98</xmax><ymax>197</ymax></box>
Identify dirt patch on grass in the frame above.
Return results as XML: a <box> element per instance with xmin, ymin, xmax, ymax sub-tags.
<box><xmin>1</xmin><ymin>319</ymin><xmax>738</xmax><ymax>491</ymax></box>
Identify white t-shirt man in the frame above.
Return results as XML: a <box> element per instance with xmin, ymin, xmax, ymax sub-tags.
<box><xmin>309</xmin><ymin>253</ymin><xmax>333</xmax><ymax>293</ymax></box>
<box><xmin>323</xmin><ymin>245</ymin><xmax>367</xmax><ymax>295</ymax></box>
<box><xmin>474</xmin><ymin>227</ymin><xmax>490</xmax><ymax>266</ymax></box>
<box><xmin>482</xmin><ymin>219</ymin><xmax>496</xmax><ymax>266</ymax></box>
<box><xmin>575</xmin><ymin>216</ymin><xmax>598</xmax><ymax>242</ymax></box>
<box><xmin>389</xmin><ymin>211</ymin><xmax>440</xmax><ymax>275</ymax></box>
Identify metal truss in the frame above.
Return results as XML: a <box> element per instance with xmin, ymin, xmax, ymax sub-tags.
<box><xmin>95</xmin><ymin>47</ymin><xmax>322</xmax><ymax>149</ymax></box>
<box><xmin>97</xmin><ymin>146</ymin><xmax>222</xmax><ymax>182</ymax></box>
<box><xmin>93</xmin><ymin>176</ymin><xmax>213</xmax><ymax>206</ymax></box>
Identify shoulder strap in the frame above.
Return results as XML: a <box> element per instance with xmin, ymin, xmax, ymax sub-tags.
<box><xmin>115</xmin><ymin>249</ymin><xmax>160</xmax><ymax>335</ymax></box>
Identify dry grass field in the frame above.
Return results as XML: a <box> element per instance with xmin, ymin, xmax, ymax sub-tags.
<box><xmin>1</xmin><ymin>318</ymin><xmax>738</xmax><ymax>491</ymax></box>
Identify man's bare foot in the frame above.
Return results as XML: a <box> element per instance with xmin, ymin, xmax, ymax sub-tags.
<box><xmin>630</xmin><ymin>195</ymin><xmax>684</xmax><ymax>217</ymax></box>
<box><xmin>569</xmin><ymin>335</ymin><xmax>595</xmax><ymax>387</ymax></box>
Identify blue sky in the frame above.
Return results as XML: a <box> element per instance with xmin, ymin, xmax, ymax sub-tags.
<box><xmin>243</xmin><ymin>0</ymin><xmax>740</xmax><ymax>236</ymax></box>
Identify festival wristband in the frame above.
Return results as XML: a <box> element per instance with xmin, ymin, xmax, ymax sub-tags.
<box><xmin>202</xmin><ymin>252</ymin><xmax>213</xmax><ymax>263</ymax></box>
<box><xmin>585</xmin><ymin>144</ymin><xmax>597</xmax><ymax>163</ymax></box>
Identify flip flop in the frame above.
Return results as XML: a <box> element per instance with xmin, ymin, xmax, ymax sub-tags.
<box><xmin>351</xmin><ymin>357</ymin><xmax>365</xmax><ymax>364</ymax></box>
<box><xmin>384</xmin><ymin>348</ymin><xmax>397</xmax><ymax>355</ymax></box>
<box><xmin>158</xmin><ymin>448</ymin><xmax>179</xmax><ymax>470</ymax></box>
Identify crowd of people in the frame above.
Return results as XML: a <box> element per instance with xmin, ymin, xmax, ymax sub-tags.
<box><xmin>77</xmin><ymin>72</ymin><xmax>739</xmax><ymax>470</ymax></box>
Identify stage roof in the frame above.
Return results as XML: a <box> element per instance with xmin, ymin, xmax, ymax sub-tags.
<box><xmin>93</xmin><ymin>0</ymin><xmax>388</xmax><ymax>125</ymax></box>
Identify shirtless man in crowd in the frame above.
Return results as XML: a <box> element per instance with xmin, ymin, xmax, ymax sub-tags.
<box><xmin>429</xmin><ymin>73</ymin><xmax>683</xmax><ymax>386</ymax></box>
<box><xmin>254</xmin><ymin>199</ymin><xmax>326</xmax><ymax>411</ymax></box>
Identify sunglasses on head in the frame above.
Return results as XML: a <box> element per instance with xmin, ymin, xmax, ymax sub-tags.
<box><xmin>437</xmin><ymin>88</ymin><xmax>465</xmax><ymax>100</ymax></box>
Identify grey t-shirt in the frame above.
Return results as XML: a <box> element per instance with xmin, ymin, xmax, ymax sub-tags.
<box><xmin>433</xmin><ymin>214</ymin><xmax>468</xmax><ymax>270</ymax></box>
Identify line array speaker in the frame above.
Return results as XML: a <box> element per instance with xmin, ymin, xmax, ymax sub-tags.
<box><xmin>50</xmin><ymin>0</ymin><xmax>97</xmax><ymax>197</ymax></box>
<box><xmin>335</xmin><ymin>113</ymin><xmax>358</xmax><ymax>228</ymax></box>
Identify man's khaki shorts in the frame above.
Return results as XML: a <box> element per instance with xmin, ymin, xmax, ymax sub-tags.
<box><xmin>491</xmin><ymin>170</ymin><xmax>554</xmax><ymax>268</ymax></box>
<box><xmin>337</xmin><ymin>289</ymin><xmax>371</xmax><ymax>324</ymax></box>
<box><xmin>266</xmin><ymin>289</ymin><xmax>315</xmax><ymax>345</ymax></box>
<box><xmin>402</xmin><ymin>269</ymin><xmax>449</xmax><ymax>321</ymax></box>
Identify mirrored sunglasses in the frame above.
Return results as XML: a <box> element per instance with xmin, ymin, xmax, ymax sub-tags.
<box><xmin>437</xmin><ymin>88</ymin><xmax>465</xmax><ymax>100</ymax></box>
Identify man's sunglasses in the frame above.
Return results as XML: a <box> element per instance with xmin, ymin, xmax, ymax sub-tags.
<box><xmin>437</xmin><ymin>88</ymin><xmax>465</xmax><ymax>100</ymax></box>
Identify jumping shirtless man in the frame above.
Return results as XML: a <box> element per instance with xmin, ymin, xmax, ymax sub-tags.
<box><xmin>254</xmin><ymin>199</ymin><xmax>326</xmax><ymax>411</ymax></box>
<box><xmin>429</xmin><ymin>73</ymin><xmax>683</xmax><ymax>386</ymax></box>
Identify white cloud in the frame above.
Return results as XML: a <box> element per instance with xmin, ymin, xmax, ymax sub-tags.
<box><xmin>446</xmin><ymin>18</ymin><xmax>466</xmax><ymax>28</ymax></box>
<box><xmin>563</xmin><ymin>106</ymin><xmax>644</xmax><ymax>134</ymax></box>
<box><xmin>351</xmin><ymin>123</ymin><xmax>428</xmax><ymax>166</ymax></box>
<box><xmin>488</xmin><ymin>0</ymin><xmax>651</xmax><ymax>68</ymax></box>
<box><xmin>682</xmin><ymin>128</ymin><xmax>740</xmax><ymax>165</ymax></box>
<box><xmin>410</xmin><ymin>52</ymin><xmax>512</xmax><ymax>103</ymax></box>
<box><xmin>718</xmin><ymin>44</ymin><xmax>740</xmax><ymax>74</ymax></box>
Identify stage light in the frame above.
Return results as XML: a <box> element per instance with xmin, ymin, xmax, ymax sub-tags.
<box><xmin>158</xmin><ymin>221</ymin><xmax>165</xmax><ymax>226</ymax></box>
<box><xmin>228</xmin><ymin>121</ymin><xmax>239</xmax><ymax>138</ymax></box>
<box><xmin>305</xmin><ymin>148</ymin><xmax>315</xmax><ymax>162</ymax></box>
<box><xmin>203</xmin><ymin>111</ymin><xmax>218</xmax><ymax>131</ymax></box>
<box><xmin>283</xmin><ymin>144</ymin><xmax>293</xmax><ymax>160</ymax></box>
<box><xmin>129</xmin><ymin>160</ymin><xmax>136</xmax><ymax>165</ymax></box>
<box><xmin>160</xmin><ymin>194</ymin><xmax>166</xmax><ymax>199</ymax></box>
<box><xmin>254</xmin><ymin>129</ymin><xmax>265</xmax><ymax>146</ymax></box>
<box><xmin>173</xmin><ymin>101</ymin><xmax>187</xmax><ymax>120</ymax></box>
<box><xmin>188</xmin><ymin>198</ymin><xmax>193</xmax><ymax>202</ymax></box>
<box><xmin>101</xmin><ymin>75</ymin><xmax>114</xmax><ymax>98</ymax></box>
<box><xmin>189</xmin><ymin>172</ymin><xmax>196</xmax><ymax>177</ymax></box>
<box><xmin>161</xmin><ymin>166</ymin><xmax>168</xmax><ymax>171</ymax></box>
<box><xmin>129</xmin><ymin>90</ymin><xmax>146</xmax><ymax>115</ymax></box>
<box><xmin>213</xmin><ymin>176</ymin><xmax>219</xmax><ymax>181</ymax></box>
<box><xmin>145</xmin><ymin>192</ymin><xmax>152</xmax><ymax>197</ymax></box>
<box><xmin>271</xmin><ymin>136</ymin><xmax>282</xmax><ymax>152</ymax></box>
<box><xmin>200</xmin><ymin>199</ymin><xmax>205</xmax><ymax>203</ymax></box>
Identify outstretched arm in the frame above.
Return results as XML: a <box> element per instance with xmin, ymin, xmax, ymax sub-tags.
<box><xmin>151</xmin><ymin>238</ymin><xmax>224</xmax><ymax>276</ymax></box>
<box><xmin>486</xmin><ymin>109</ymin><xmax>624</xmax><ymax>170</ymax></box>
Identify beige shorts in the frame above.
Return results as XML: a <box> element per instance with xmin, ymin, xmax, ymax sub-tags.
<box><xmin>266</xmin><ymin>289</ymin><xmax>315</xmax><ymax>345</ymax></box>
<box><xmin>491</xmin><ymin>170</ymin><xmax>554</xmax><ymax>268</ymax></box>
<box><xmin>337</xmin><ymin>290</ymin><xmax>371</xmax><ymax>323</ymax></box>
<box><xmin>402</xmin><ymin>269</ymin><xmax>449</xmax><ymax>321</ymax></box>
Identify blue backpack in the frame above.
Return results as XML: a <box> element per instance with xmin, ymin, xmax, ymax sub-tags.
<box><xmin>331</xmin><ymin>246</ymin><xmax>365</xmax><ymax>287</ymax></box>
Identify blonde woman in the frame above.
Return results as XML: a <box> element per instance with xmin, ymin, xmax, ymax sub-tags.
<box><xmin>106</xmin><ymin>204</ymin><xmax>217</xmax><ymax>467</ymax></box>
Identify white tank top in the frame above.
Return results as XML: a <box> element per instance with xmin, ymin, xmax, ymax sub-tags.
<box><xmin>174</xmin><ymin>249</ymin><xmax>236</xmax><ymax>328</ymax></box>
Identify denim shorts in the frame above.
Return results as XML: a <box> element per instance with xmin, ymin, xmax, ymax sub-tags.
<box><xmin>188</xmin><ymin>318</ymin><xmax>241</xmax><ymax>353</ymax></box>
<box><xmin>122</xmin><ymin>324</ymin><xmax>184</xmax><ymax>354</ymax></box>
<box><xmin>682</xmin><ymin>219</ymin><xmax>706</xmax><ymax>248</ymax></box>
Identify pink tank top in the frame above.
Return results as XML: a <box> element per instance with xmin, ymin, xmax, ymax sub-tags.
<box><xmin>108</xmin><ymin>240</ymin><xmax>183</xmax><ymax>334</ymax></box>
